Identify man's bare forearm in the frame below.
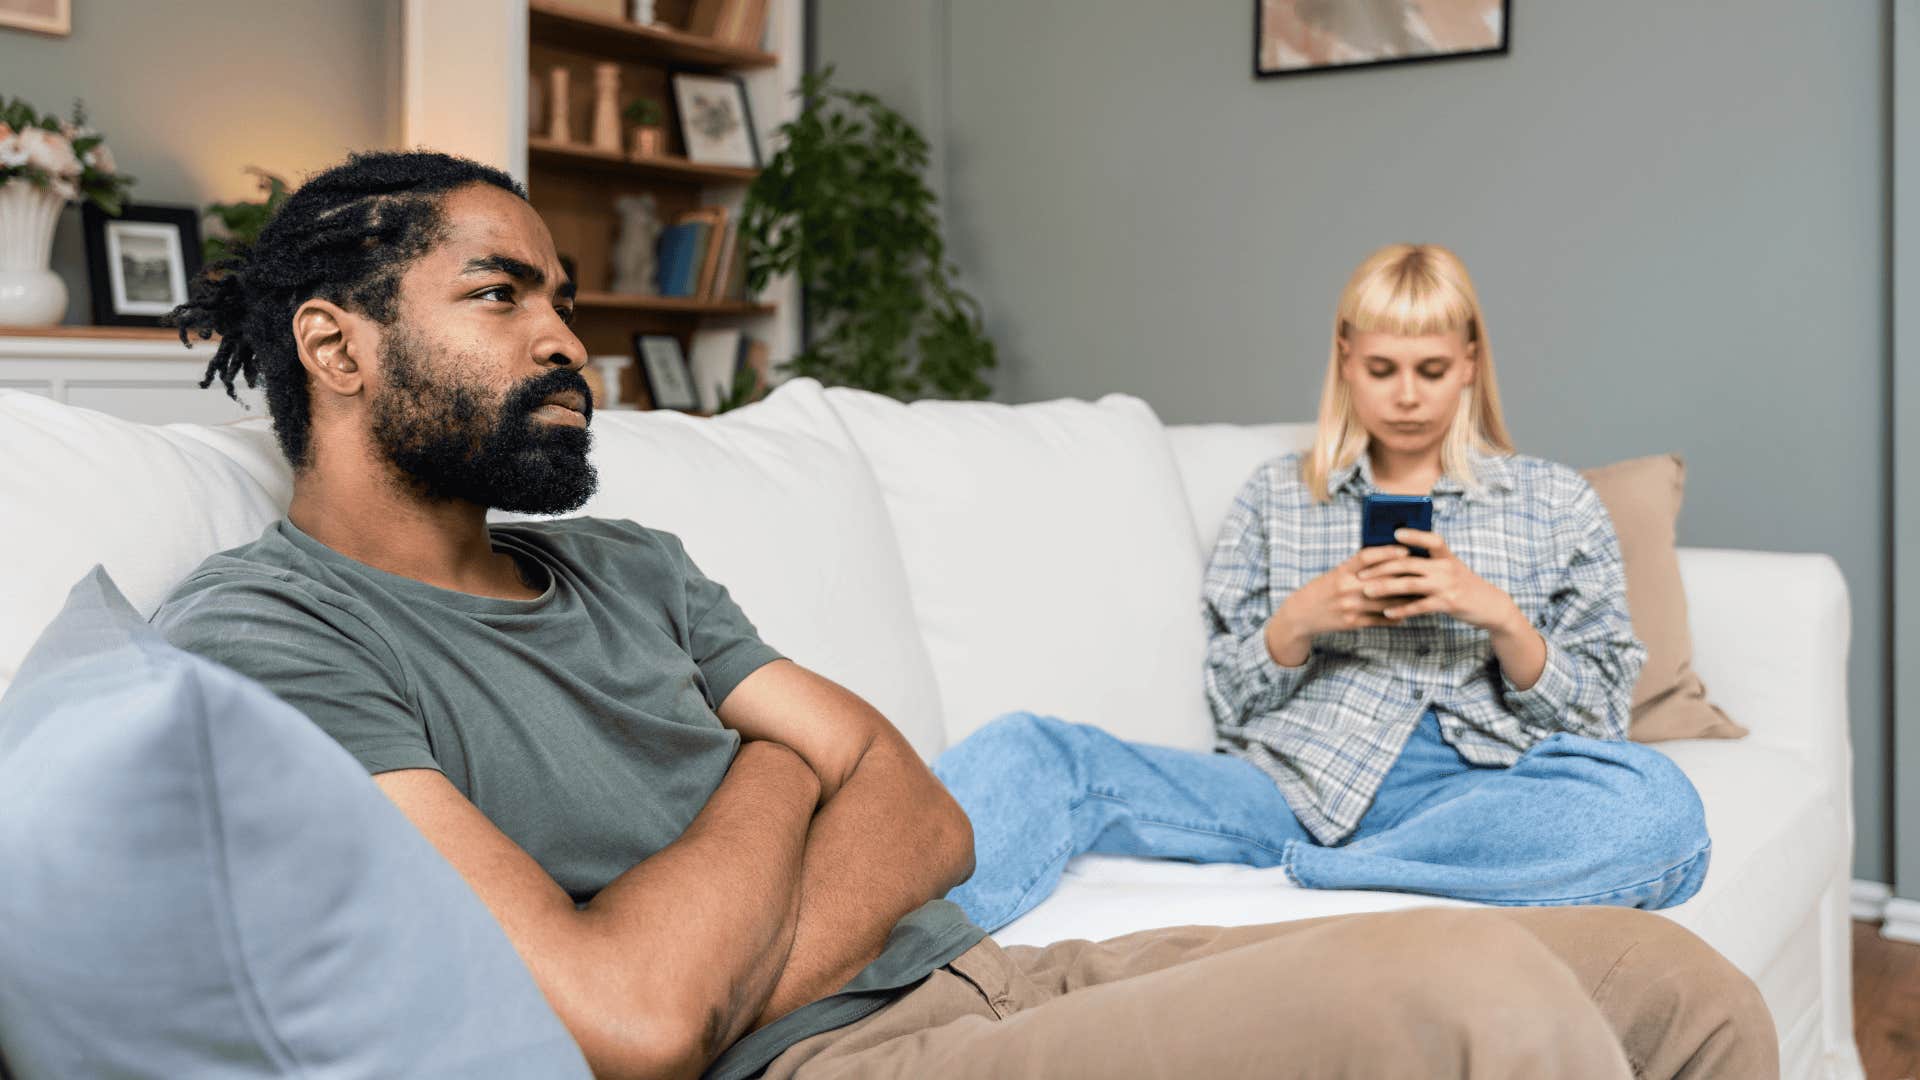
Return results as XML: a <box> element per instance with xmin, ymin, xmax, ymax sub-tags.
<box><xmin>749</xmin><ymin>736</ymin><xmax>974</xmax><ymax>1028</ymax></box>
<box><xmin>581</xmin><ymin>740</ymin><xmax>818</xmax><ymax>1071</ymax></box>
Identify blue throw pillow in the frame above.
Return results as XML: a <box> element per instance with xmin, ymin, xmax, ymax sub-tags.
<box><xmin>0</xmin><ymin>568</ymin><xmax>590</xmax><ymax>1079</ymax></box>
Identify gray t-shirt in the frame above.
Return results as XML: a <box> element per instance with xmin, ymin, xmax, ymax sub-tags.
<box><xmin>152</xmin><ymin>516</ymin><xmax>983</xmax><ymax>1080</ymax></box>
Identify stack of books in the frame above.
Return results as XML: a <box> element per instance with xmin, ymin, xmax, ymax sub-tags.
<box><xmin>653</xmin><ymin>206</ymin><xmax>750</xmax><ymax>302</ymax></box>
<box><xmin>685</xmin><ymin>0</ymin><xmax>770</xmax><ymax>48</ymax></box>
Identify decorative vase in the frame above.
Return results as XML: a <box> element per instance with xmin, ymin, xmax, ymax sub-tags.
<box><xmin>546</xmin><ymin>67</ymin><xmax>573</xmax><ymax>144</ymax></box>
<box><xmin>591</xmin><ymin>63</ymin><xmax>623</xmax><ymax>153</ymax></box>
<box><xmin>628</xmin><ymin>125</ymin><xmax>665</xmax><ymax>159</ymax></box>
<box><xmin>0</xmin><ymin>184</ymin><xmax>68</xmax><ymax>327</ymax></box>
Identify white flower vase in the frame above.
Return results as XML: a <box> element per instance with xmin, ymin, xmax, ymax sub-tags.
<box><xmin>0</xmin><ymin>184</ymin><xmax>69</xmax><ymax>327</ymax></box>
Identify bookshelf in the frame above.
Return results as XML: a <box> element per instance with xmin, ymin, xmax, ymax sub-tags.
<box><xmin>402</xmin><ymin>0</ymin><xmax>801</xmax><ymax>410</ymax></box>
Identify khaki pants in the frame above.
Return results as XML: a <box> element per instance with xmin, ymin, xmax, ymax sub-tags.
<box><xmin>762</xmin><ymin>906</ymin><xmax>1777</xmax><ymax>1079</ymax></box>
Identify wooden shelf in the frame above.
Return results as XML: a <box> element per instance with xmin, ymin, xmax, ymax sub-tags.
<box><xmin>0</xmin><ymin>325</ymin><xmax>209</xmax><ymax>342</ymax></box>
<box><xmin>529</xmin><ymin>137</ymin><xmax>757</xmax><ymax>185</ymax></box>
<box><xmin>529</xmin><ymin>0</ymin><xmax>777</xmax><ymax>70</ymax></box>
<box><xmin>574</xmin><ymin>291</ymin><xmax>773</xmax><ymax>316</ymax></box>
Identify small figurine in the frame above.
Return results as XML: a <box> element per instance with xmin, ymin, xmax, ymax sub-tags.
<box><xmin>609</xmin><ymin>193</ymin><xmax>661</xmax><ymax>295</ymax></box>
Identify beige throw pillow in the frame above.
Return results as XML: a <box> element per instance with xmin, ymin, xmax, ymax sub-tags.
<box><xmin>1578</xmin><ymin>454</ymin><xmax>1746</xmax><ymax>742</ymax></box>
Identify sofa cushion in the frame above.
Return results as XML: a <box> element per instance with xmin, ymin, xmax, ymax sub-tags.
<box><xmin>1164</xmin><ymin>423</ymin><xmax>1316</xmax><ymax>552</ymax></box>
<box><xmin>1582</xmin><ymin>455</ymin><xmax>1744</xmax><ymax>742</ymax></box>
<box><xmin>0</xmin><ymin>567</ymin><xmax>588</xmax><ymax>1079</ymax></box>
<box><xmin>826</xmin><ymin>388</ymin><xmax>1214</xmax><ymax>750</ymax></box>
<box><xmin>494</xmin><ymin>378</ymin><xmax>948</xmax><ymax>760</ymax></box>
<box><xmin>0</xmin><ymin>390</ymin><xmax>288</xmax><ymax>698</ymax></box>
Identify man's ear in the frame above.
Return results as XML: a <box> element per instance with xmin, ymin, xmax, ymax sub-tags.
<box><xmin>292</xmin><ymin>298</ymin><xmax>368</xmax><ymax>399</ymax></box>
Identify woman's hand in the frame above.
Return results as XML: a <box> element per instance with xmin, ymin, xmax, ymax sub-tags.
<box><xmin>1263</xmin><ymin>544</ymin><xmax>1410</xmax><ymax>666</ymax></box>
<box><xmin>1356</xmin><ymin>528</ymin><xmax>1526</xmax><ymax>634</ymax></box>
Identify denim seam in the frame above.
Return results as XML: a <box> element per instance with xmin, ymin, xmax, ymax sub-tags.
<box><xmin>1286</xmin><ymin>839</ymin><xmax>1712</xmax><ymax>908</ymax></box>
<box><xmin>1079</xmin><ymin>789</ymin><xmax>1294</xmax><ymax>861</ymax></box>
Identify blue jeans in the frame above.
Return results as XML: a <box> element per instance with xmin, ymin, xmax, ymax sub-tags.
<box><xmin>932</xmin><ymin>709</ymin><xmax>1712</xmax><ymax>933</ymax></box>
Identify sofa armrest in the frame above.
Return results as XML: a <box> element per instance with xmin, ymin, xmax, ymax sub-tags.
<box><xmin>1676</xmin><ymin>547</ymin><xmax>1851</xmax><ymax>782</ymax></box>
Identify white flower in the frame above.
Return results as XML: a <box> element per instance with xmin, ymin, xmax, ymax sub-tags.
<box><xmin>83</xmin><ymin>140</ymin><xmax>115</xmax><ymax>174</ymax></box>
<box><xmin>48</xmin><ymin>174</ymin><xmax>78</xmax><ymax>201</ymax></box>
<box><xmin>19</xmin><ymin>128</ymin><xmax>81</xmax><ymax>176</ymax></box>
<box><xmin>0</xmin><ymin>133</ymin><xmax>25</xmax><ymax>168</ymax></box>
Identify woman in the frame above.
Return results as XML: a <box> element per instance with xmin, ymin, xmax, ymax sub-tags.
<box><xmin>933</xmin><ymin>244</ymin><xmax>1710</xmax><ymax>934</ymax></box>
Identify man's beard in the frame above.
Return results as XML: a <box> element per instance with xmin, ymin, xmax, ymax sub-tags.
<box><xmin>368</xmin><ymin>326</ymin><xmax>599</xmax><ymax>515</ymax></box>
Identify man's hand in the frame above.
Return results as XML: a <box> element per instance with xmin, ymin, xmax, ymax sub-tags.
<box><xmin>717</xmin><ymin>661</ymin><xmax>974</xmax><ymax>1028</ymax></box>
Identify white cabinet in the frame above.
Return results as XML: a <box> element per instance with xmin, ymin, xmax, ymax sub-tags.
<box><xmin>0</xmin><ymin>334</ymin><xmax>265</xmax><ymax>425</ymax></box>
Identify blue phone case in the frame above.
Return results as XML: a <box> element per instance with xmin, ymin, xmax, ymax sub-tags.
<box><xmin>1361</xmin><ymin>494</ymin><xmax>1433</xmax><ymax>556</ymax></box>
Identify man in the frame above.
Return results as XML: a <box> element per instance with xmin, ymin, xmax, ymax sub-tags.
<box><xmin>153</xmin><ymin>151</ymin><xmax>1775</xmax><ymax>1079</ymax></box>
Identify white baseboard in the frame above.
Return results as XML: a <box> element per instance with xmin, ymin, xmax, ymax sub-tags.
<box><xmin>1851</xmin><ymin>879</ymin><xmax>1891</xmax><ymax>921</ymax></box>
<box><xmin>1885</xmin><ymin>897</ymin><xmax>1920</xmax><ymax>944</ymax></box>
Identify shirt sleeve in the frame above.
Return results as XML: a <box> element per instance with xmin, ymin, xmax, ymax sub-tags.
<box><xmin>1497</xmin><ymin>473</ymin><xmax>1647</xmax><ymax>741</ymax></box>
<box><xmin>151</xmin><ymin>573</ymin><xmax>440</xmax><ymax>776</ymax></box>
<box><xmin>660</xmin><ymin>535</ymin><xmax>785</xmax><ymax>710</ymax></box>
<box><xmin>1202</xmin><ymin>464</ymin><xmax>1317</xmax><ymax>731</ymax></box>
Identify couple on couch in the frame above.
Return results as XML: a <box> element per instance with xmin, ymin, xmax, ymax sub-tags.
<box><xmin>151</xmin><ymin>150</ymin><xmax>1772</xmax><ymax>1079</ymax></box>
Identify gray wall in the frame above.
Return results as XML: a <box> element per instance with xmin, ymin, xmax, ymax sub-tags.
<box><xmin>821</xmin><ymin>0</ymin><xmax>1896</xmax><ymax>885</ymax></box>
<box><xmin>0</xmin><ymin>0</ymin><xmax>401</xmax><ymax>324</ymax></box>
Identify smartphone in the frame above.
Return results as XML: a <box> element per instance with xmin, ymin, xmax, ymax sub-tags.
<box><xmin>1361</xmin><ymin>494</ymin><xmax>1433</xmax><ymax>557</ymax></box>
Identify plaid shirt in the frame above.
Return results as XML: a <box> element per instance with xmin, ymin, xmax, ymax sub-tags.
<box><xmin>1201</xmin><ymin>450</ymin><xmax>1646</xmax><ymax>844</ymax></box>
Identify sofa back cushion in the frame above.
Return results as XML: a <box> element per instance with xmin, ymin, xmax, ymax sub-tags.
<box><xmin>0</xmin><ymin>390</ymin><xmax>290</xmax><ymax>697</ymax></box>
<box><xmin>1165</xmin><ymin>422</ymin><xmax>1318</xmax><ymax>553</ymax></box>
<box><xmin>0</xmin><ymin>568</ymin><xmax>589</xmax><ymax>1079</ymax></box>
<box><xmin>494</xmin><ymin>378</ymin><xmax>948</xmax><ymax>759</ymax></box>
<box><xmin>825</xmin><ymin>387</ymin><xmax>1215</xmax><ymax>750</ymax></box>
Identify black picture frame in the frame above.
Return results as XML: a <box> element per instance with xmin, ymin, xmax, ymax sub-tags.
<box><xmin>670</xmin><ymin>71</ymin><xmax>761</xmax><ymax>168</ymax></box>
<box><xmin>1253</xmin><ymin>0</ymin><xmax>1511</xmax><ymax>80</ymax></box>
<box><xmin>79</xmin><ymin>201</ymin><xmax>204</xmax><ymax>327</ymax></box>
<box><xmin>633</xmin><ymin>333</ymin><xmax>702</xmax><ymax>411</ymax></box>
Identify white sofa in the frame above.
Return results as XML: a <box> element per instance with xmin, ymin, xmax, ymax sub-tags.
<box><xmin>0</xmin><ymin>378</ymin><xmax>1862</xmax><ymax>1078</ymax></box>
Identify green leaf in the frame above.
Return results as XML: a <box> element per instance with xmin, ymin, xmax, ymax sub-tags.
<box><xmin>741</xmin><ymin>66</ymin><xmax>994</xmax><ymax>401</ymax></box>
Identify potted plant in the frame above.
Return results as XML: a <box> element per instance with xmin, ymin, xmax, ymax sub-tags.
<box><xmin>202</xmin><ymin>167</ymin><xmax>291</xmax><ymax>265</ymax></box>
<box><xmin>624</xmin><ymin>99</ymin><xmax>666</xmax><ymax>160</ymax></box>
<box><xmin>739</xmin><ymin>67</ymin><xmax>994</xmax><ymax>400</ymax></box>
<box><xmin>0</xmin><ymin>97</ymin><xmax>133</xmax><ymax>326</ymax></box>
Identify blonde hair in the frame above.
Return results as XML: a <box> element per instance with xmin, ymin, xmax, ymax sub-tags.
<box><xmin>1303</xmin><ymin>243</ymin><xmax>1514</xmax><ymax>503</ymax></box>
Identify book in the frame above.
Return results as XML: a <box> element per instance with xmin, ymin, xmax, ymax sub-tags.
<box><xmin>706</xmin><ymin>218</ymin><xmax>738</xmax><ymax>301</ymax></box>
<box><xmin>688</xmin><ymin>328</ymin><xmax>744</xmax><ymax>413</ymax></box>
<box><xmin>695</xmin><ymin>207</ymin><xmax>730</xmax><ymax>300</ymax></box>
<box><xmin>653</xmin><ymin>224</ymin><xmax>697</xmax><ymax>297</ymax></box>
<box><xmin>735</xmin><ymin>333</ymin><xmax>771</xmax><ymax>398</ymax></box>
<box><xmin>722</xmin><ymin>229</ymin><xmax>751</xmax><ymax>300</ymax></box>
<box><xmin>683</xmin><ymin>223</ymin><xmax>713</xmax><ymax>295</ymax></box>
<box><xmin>685</xmin><ymin>0</ymin><xmax>728</xmax><ymax>37</ymax></box>
<box><xmin>729</xmin><ymin>0</ymin><xmax>768</xmax><ymax>47</ymax></box>
<box><xmin>742</xmin><ymin>337</ymin><xmax>771</xmax><ymax>393</ymax></box>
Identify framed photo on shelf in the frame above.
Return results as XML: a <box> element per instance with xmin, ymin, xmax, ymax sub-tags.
<box><xmin>79</xmin><ymin>201</ymin><xmax>203</xmax><ymax>327</ymax></box>
<box><xmin>670</xmin><ymin>72</ymin><xmax>760</xmax><ymax>168</ymax></box>
<box><xmin>1254</xmin><ymin>0</ymin><xmax>1509</xmax><ymax>79</ymax></box>
<box><xmin>634</xmin><ymin>333</ymin><xmax>701</xmax><ymax>411</ymax></box>
<box><xmin>0</xmin><ymin>0</ymin><xmax>71</xmax><ymax>36</ymax></box>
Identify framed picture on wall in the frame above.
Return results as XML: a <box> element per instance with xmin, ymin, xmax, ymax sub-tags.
<box><xmin>80</xmin><ymin>201</ymin><xmax>203</xmax><ymax>327</ymax></box>
<box><xmin>0</xmin><ymin>0</ymin><xmax>70</xmax><ymax>36</ymax></box>
<box><xmin>670</xmin><ymin>72</ymin><xmax>760</xmax><ymax>168</ymax></box>
<box><xmin>1254</xmin><ymin>0</ymin><xmax>1510</xmax><ymax>79</ymax></box>
<box><xmin>633</xmin><ymin>333</ymin><xmax>701</xmax><ymax>411</ymax></box>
